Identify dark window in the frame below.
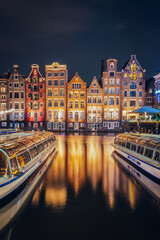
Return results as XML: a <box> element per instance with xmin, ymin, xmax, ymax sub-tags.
<box><xmin>130</xmin><ymin>91</ymin><xmax>136</xmax><ymax>97</ymax></box>
<box><xmin>130</xmin><ymin>100</ymin><xmax>136</xmax><ymax>107</ymax></box>
<box><xmin>126</xmin><ymin>142</ymin><xmax>131</xmax><ymax>149</ymax></box>
<box><xmin>37</xmin><ymin>143</ymin><xmax>44</xmax><ymax>153</ymax></box>
<box><xmin>29</xmin><ymin>147</ymin><xmax>38</xmax><ymax>159</ymax></box>
<box><xmin>34</xmin><ymin>85</ymin><xmax>38</xmax><ymax>91</ymax></box>
<box><xmin>131</xmin><ymin>144</ymin><xmax>137</xmax><ymax>151</ymax></box>
<box><xmin>43</xmin><ymin>141</ymin><xmax>48</xmax><ymax>149</ymax></box>
<box><xmin>139</xmin><ymin>82</ymin><xmax>142</xmax><ymax>86</ymax></box>
<box><xmin>14</xmin><ymin>92</ymin><xmax>19</xmax><ymax>98</ymax></box>
<box><xmin>109</xmin><ymin>72</ymin><xmax>115</xmax><ymax>77</ymax></box>
<box><xmin>54</xmin><ymin>80</ymin><xmax>58</xmax><ymax>86</ymax></box>
<box><xmin>130</xmin><ymin>82</ymin><xmax>136</xmax><ymax>89</ymax></box>
<box><xmin>21</xmin><ymin>92</ymin><xmax>24</xmax><ymax>98</ymax></box>
<box><xmin>60</xmin><ymin>72</ymin><xmax>64</xmax><ymax>76</ymax></box>
<box><xmin>145</xmin><ymin>148</ymin><xmax>153</xmax><ymax>159</ymax></box>
<box><xmin>154</xmin><ymin>151</ymin><xmax>160</xmax><ymax>162</ymax></box>
<box><xmin>9</xmin><ymin>92</ymin><xmax>12</xmax><ymax>98</ymax></box>
<box><xmin>124</xmin><ymin>91</ymin><xmax>127</xmax><ymax>97</ymax></box>
<box><xmin>54</xmin><ymin>72</ymin><xmax>58</xmax><ymax>76</ymax></box>
<box><xmin>40</xmin><ymin>84</ymin><xmax>43</xmax><ymax>89</ymax></box>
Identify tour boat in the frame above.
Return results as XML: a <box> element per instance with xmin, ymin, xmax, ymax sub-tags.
<box><xmin>112</xmin><ymin>133</ymin><xmax>160</xmax><ymax>182</ymax></box>
<box><xmin>0</xmin><ymin>149</ymin><xmax>57</xmax><ymax>235</ymax></box>
<box><xmin>0</xmin><ymin>131</ymin><xmax>57</xmax><ymax>206</ymax></box>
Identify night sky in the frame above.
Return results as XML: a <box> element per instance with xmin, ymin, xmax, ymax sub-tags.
<box><xmin>0</xmin><ymin>0</ymin><xmax>160</xmax><ymax>84</ymax></box>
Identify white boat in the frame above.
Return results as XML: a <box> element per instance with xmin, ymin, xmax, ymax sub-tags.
<box><xmin>112</xmin><ymin>133</ymin><xmax>160</xmax><ymax>181</ymax></box>
<box><xmin>0</xmin><ymin>149</ymin><xmax>57</xmax><ymax>235</ymax></box>
<box><xmin>0</xmin><ymin>131</ymin><xmax>57</xmax><ymax>206</ymax></box>
<box><xmin>112</xmin><ymin>151</ymin><xmax>160</xmax><ymax>203</ymax></box>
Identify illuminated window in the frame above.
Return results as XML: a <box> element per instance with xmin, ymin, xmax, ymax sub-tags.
<box><xmin>72</xmin><ymin>83</ymin><xmax>81</xmax><ymax>89</ymax></box>
<box><xmin>124</xmin><ymin>82</ymin><xmax>127</xmax><ymax>86</ymax></box>
<box><xmin>116</xmin><ymin>110</ymin><xmax>119</xmax><ymax>119</ymax></box>
<box><xmin>130</xmin><ymin>73</ymin><xmax>136</xmax><ymax>80</ymax></box>
<box><xmin>93</xmin><ymin>107</ymin><xmax>96</xmax><ymax>113</ymax></box>
<box><xmin>98</xmin><ymin>97</ymin><xmax>101</xmax><ymax>103</ymax></box>
<box><xmin>109</xmin><ymin>88</ymin><xmax>114</xmax><ymax>94</ymax></box>
<box><xmin>59</xmin><ymin>110</ymin><xmax>64</xmax><ymax>119</ymax></box>
<box><xmin>75</xmin><ymin>92</ymin><xmax>79</xmax><ymax>98</ymax></box>
<box><xmin>80</xmin><ymin>111</ymin><xmax>84</xmax><ymax>119</ymax></box>
<box><xmin>60</xmin><ymin>99</ymin><xmax>64</xmax><ymax>107</ymax></box>
<box><xmin>88</xmin><ymin>97</ymin><xmax>91</xmax><ymax>103</ymax></box>
<box><xmin>60</xmin><ymin>89</ymin><xmax>64</xmax><ymax>96</ymax></box>
<box><xmin>104</xmin><ymin>97</ymin><xmax>107</xmax><ymax>105</ymax></box>
<box><xmin>116</xmin><ymin>79</ymin><xmax>119</xmax><ymax>85</ymax></box>
<box><xmin>75</xmin><ymin>101</ymin><xmax>79</xmax><ymax>108</ymax></box>
<box><xmin>14</xmin><ymin>112</ymin><xmax>19</xmax><ymax>120</ymax></box>
<box><xmin>139</xmin><ymin>90</ymin><xmax>142</xmax><ymax>97</ymax></box>
<box><xmin>53</xmin><ymin>89</ymin><xmax>58</xmax><ymax>96</ymax></box>
<box><xmin>33</xmin><ymin>102</ymin><xmax>39</xmax><ymax>110</ymax></box>
<box><xmin>130</xmin><ymin>82</ymin><xmax>136</xmax><ymax>89</ymax></box>
<box><xmin>87</xmin><ymin>107</ymin><xmax>91</xmax><ymax>113</ymax></box>
<box><xmin>87</xmin><ymin>116</ymin><xmax>91</xmax><ymax>122</ymax></box>
<box><xmin>116</xmin><ymin>88</ymin><xmax>119</xmax><ymax>94</ymax></box>
<box><xmin>1</xmin><ymin>103</ymin><xmax>6</xmax><ymax>109</ymax></box>
<box><xmin>149</xmin><ymin>88</ymin><xmax>152</xmax><ymax>94</ymax></box>
<box><xmin>48</xmin><ymin>100</ymin><xmax>52</xmax><ymax>107</ymax></box>
<box><xmin>98</xmin><ymin>116</ymin><xmax>102</xmax><ymax>123</ymax></box>
<box><xmin>47</xmin><ymin>122</ymin><xmax>52</xmax><ymax>130</ymax></box>
<box><xmin>69</xmin><ymin>101</ymin><xmax>73</xmax><ymax>108</ymax></box>
<box><xmin>124</xmin><ymin>73</ymin><xmax>127</xmax><ymax>77</ymax></box>
<box><xmin>54</xmin><ymin>99</ymin><xmax>58</xmax><ymax>107</ymax></box>
<box><xmin>109</xmin><ymin>111</ymin><xmax>114</xmax><ymax>119</ymax></box>
<box><xmin>104</xmin><ymin>109</ymin><xmax>107</xmax><ymax>119</ymax></box>
<box><xmin>139</xmin><ymin>73</ymin><xmax>142</xmax><ymax>77</ymax></box>
<box><xmin>124</xmin><ymin>99</ymin><xmax>127</xmax><ymax>107</ymax></box>
<box><xmin>93</xmin><ymin>116</ymin><xmax>96</xmax><ymax>123</ymax></box>
<box><xmin>93</xmin><ymin>97</ymin><xmax>96</xmax><ymax>103</ymax></box>
<box><xmin>139</xmin><ymin>100</ymin><xmax>142</xmax><ymax>107</ymax></box>
<box><xmin>104</xmin><ymin>79</ymin><xmax>107</xmax><ymax>85</ymax></box>
<box><xmin>109</xmin><ymin>79</ymin><xmax>115</xmax><ymax>85</ymax></box>
<box><xmin>98</xmin><ymin>107</ymin><xmax>101</xmax><ymax>113</ymax></box>
<box><xmin>104</xmin><ymin>88</ymin><xmax>107</xmax><ymax>94</ymax></box>
<box><xmin>48</xmin><ymin>90</ymin><xmax>52</xmax><ymax>96</ymax></box>
<box><xmin>69</xmin><ymin>92</ymin><xmax>73</xmax><ymax>98</ymax></box>
<box><xmin>54</xmin><ymin>110</ymin><xmax>58</xmax><ymax>119</ymax></box>
<box><xmin>80</xmin><ymin>101</ymin><xmax>84</xmax><ymax>108</ymax></box>
<box><xmin>69</xmin><ymin>111</ymin><xmax>73</xmax><ymax>119</ymax></box>
<box><xmin>21</xmin><ymin>112</ymin><xmax>24</xmax><ymax>120</ymax></box>
<box><xmin>80</xmin><ymin>92</ymin><xmax>85</xmax><ymax>98</ymax></box>
<box><xmin>131</xmin><ymin>64</ymin><xmax>137</xmax><ymax>72</ymax></box>
<box><xmin>110</xmin><ymin>63</ymin><xmax>114</xmax><ymax>69</ymax></box>
<box><xmin>48</xmin><ymin>110</ymin><xmax>52</xmax><ymax>120</ymax></box>
<box><xmin>109</xmin><ymin>98</ymin><xmax>114</xmax><ymax>105</ymax></box>
<box><xmin>75</xmin><ymin>112</ymin><xmax>79</xmax><ymax>121</ymax></box>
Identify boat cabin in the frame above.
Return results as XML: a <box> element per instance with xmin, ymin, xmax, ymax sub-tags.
<box><xmin>0</xmin><ymin>132</ymin><xmax>56</xmax><ymax>178</ymax></box>
<box><xmin>114</xmin><ymin>134</ymin><xmax>160</xmax><ymax>163</ymax></box>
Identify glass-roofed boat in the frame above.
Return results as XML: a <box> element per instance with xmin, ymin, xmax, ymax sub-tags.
<box><xmin>112</xmin><ymin>133</ymin><xmax>160</xmax><ymax>181</ymax></box>
<box><xmin>0</xmin><ymin>131</ymin><xmax>57</xmax><ymax>205</ymax></box>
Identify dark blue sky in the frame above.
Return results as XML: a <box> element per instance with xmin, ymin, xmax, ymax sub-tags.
<box><xmin>0</xmin><ymin>0</ymin><xmax>160</xmax><ymax>84</ymax></box>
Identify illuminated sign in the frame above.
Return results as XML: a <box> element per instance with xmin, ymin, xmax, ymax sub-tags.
<box><xmin>155</xmin><ymin>90</ymin><xmax>160</xmax><ymax>94</ymax></box>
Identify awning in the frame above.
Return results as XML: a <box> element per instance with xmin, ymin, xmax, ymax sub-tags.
<box><xmin>127</xmin><ymin>106</ymin><xmax>160</xmax><ymax>114</ymax></box>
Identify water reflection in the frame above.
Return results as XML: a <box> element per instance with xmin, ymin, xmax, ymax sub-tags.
<box><xmin>31</xmin><ymin>135</ymin><xmax>151</xmax><ymax>211</ymax></box>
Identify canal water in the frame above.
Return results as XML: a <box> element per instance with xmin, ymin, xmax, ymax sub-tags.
<box><xmin>1</xmin><ymin>134</ymin><xmax>160</xmax><ymax>240</ymax></box>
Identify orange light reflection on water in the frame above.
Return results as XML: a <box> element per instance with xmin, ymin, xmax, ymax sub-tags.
<box><xmin>32</xmin><ymin>135</ymin><xmax>139</xmax><ymax>210</ymax></box>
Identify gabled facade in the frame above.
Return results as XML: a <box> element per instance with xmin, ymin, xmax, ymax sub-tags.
<box><xmin>87</xmin><ymin>76</ymin><xmax>103</xmax><ymax>131</ymax></box>
<box><xmin>26</xmin><ymin>64</ymin><xmax>45</xmax><ymax>130</ymax></box>
<box><xmin>121</xmin><ymin>55</ymin><xmax>146</xmax><ymax>121</ymax></box>
<box><xmin>0</xmin><ymin>78</ymin><xmax>8</xmax><ymax>128</ymax></box>
<box><xmin>153</xmin><ymin>73</ymin><xmax>160</xmax><ymax>109</ymax></box>
<box><xmin>67</xmin><ymin>73</ymin><xmax>86</xmax><ymax>131</ymax></box>
<box><xmin>8</xmin><ymin>65</ymin><xmax>26</xmax><ymax>129</ymax></box>
<box><xmin>45</xmin><ymin>62</ymin><xmax>68</xmax><ymax>131</ymax></box>
<box><xmin>102</xmin><ymin>59</ymin><xmax>121</xmax><ymax>130</ymax></box>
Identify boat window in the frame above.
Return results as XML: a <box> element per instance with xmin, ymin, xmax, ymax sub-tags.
<box><xmin>156</xmin><ymin>143</ymin><xmax>160</xmax><ymax>150</ymax></box>
<box><xmin>114</xmin><ymin>138</ymin><xmax>118</xmax><ymax>144</ymax></box>
<box><xmin>17</xmin><ymin>151</ymin><xmax>31</xmax><ymax>167</ymax></box>
<box><xmin>146</xmin><ymin>140</ymin><xmax>160</xmax><ymax>148</ymax></box>
<box><xmin>154</xmin><ymin>151</ymin><xmax>160</xmax><ymax>162</ymax></box>
<box><xmin>126</xmin><ymin>142</ymin><xmax>131</xmax><ymax>149</ymax></box>
<box><xmin>10</xmin><ymin>158</ymin><xmax>18</xmax><ymax>174</ymax></box>
<box><xmin>137</xmin><ymin>146</ymin><xmax>144</xmax><ymax>155</ymax></box>
<box><xmin>122</xmin><ymin>141</ymin><xmax>126</xmax><ymax>147</ymax></box>
<box><xmin>131</xmin><ymin>144</ymin><xmax>137</xmax><ymax>152</ymax></box>
<box><xmin>145</xmin><ymin>148</ymin><xmax>153</xmax><ymax>159</ymax></box>
<box><xmin>43</xmin><ymin>141</ymin><xmax>48</xmax><ymax>149</ymax></box>
<box><xmin>37</xmin><ymin>143</ymin><xmax>44</xmax><ymax>153</ymax></box>
<box><xmin>0</xmin><ymin>152</ymin><xmax>10</xmax><ymax>177</ymax></box>
<box><xmin>29</xmin><ymin>147</ymin><xmax>39</xmax><ymax>159</ymax></box>
<box><xmin>138</xmin><ymin>139</ymin><xmax>149</xmax><ymax>146</ymax></box>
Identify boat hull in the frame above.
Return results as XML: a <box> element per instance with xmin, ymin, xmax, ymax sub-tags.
<box><xmin>113</xmin><ymin>145</ymin><xmax>160</xmax><ymax>182</ymax></box>
<box><xmin>0</xmin><ymin>141</ymin><xmax>57</xmax><ymax>207</ymax></box>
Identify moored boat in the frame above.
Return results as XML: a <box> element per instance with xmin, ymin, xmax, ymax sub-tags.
<box><xmin>112</xmin><ymin>133</ymin><xmax>160</xmax><ymax>181</ymax></box>
<box><xmin>0</xmin><ymin>131</ymin><xmax>57</xmax><ymax>206</ymax></box>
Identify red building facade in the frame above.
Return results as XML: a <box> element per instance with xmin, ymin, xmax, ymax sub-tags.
<box><xmin>26</xmin><ymin>64</ymin><xmax>45</xmax><ymax>130</ymax></box>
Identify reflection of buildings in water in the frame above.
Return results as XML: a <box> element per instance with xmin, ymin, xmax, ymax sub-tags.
<box><xmin>67</xmin><ymin>136</ymin><xmax>86</xmax><ymax>194</ymax></box>
<box><xmin>86</xmin><ymin>137</ymin><xmax>103</xmax><ymax>191</ymax></box>
<box><xmin>32</xmin><ymin>135</ymin><xmax>139</xmax><ymax>211</ymax></box>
